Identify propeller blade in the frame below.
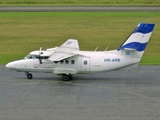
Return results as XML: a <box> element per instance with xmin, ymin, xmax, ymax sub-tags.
<box><xmin>39</xmin><ymin>47</ymin><xmax>42</xmax><ymax>56</ymax></box>
<box><xmin>39</xmin><ymin>47</ymin><xmax>42</xmax><ymax>64</ymax></box>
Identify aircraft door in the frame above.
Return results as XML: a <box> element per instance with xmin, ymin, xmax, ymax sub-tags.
<box><xmin>81</xmin><ymin>57</ymin><xmax>90</xmax><ymax>72</ymax></box>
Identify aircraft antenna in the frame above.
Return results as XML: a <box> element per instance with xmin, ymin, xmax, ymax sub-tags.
<box><xmin>39</xmin><ymin>47</ymin><xmax>42</xmax><ymax>64</ymax></box>
<box><xmin>94</xmin><ymin>46</ymin><xmax>99</xmax><ymax>51</ymax></box>
<box><xmin>104</xmin><ymin>46</ymin><xmax>108</xmax><ymax>51</ymax></box>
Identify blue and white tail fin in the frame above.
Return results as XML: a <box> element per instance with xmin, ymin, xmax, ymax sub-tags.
<box><xmin>118</xmin><ymin>23</ymin><xmax>155</xmax><ymax>59</ymax></box>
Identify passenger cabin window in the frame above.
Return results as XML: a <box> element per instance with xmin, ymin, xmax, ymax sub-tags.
<box><xmin>54</xmin><ymin>61</ymin><xmax>59</xmax><ymax>64</ymax></box>
<box><xmin>65</xmin><ymin>60</ymin><xmax>69</xmax><ymax>64</ymax></box>
<box><xmin>71</xmin><ymin>60</ymin><xmax>75</xmax><ymax>64</ymax></box>
<box><xmin>60</xmin><ymin>60</ymin><xmax>64</xmax><ymax>64</ymax></box>
<box><xmin>84</xmin><ymin>61</ymin><xmax>87</xmax><ymax>65</ymax></box>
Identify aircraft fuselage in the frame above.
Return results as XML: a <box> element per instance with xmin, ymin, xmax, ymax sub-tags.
<box><xmin>6</xmin><ymin>50</ymin><xmax>139</xmax><ymax>75</ymax></box>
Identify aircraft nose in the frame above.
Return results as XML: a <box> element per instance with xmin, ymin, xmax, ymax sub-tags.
<box><xmin>6</xmin><ymin>62</ymin><xmax>15</xmax><ymax>69</ymax></box>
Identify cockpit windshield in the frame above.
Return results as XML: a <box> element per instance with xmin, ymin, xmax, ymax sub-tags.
<box><xmin>25</xmin><ymin>54</ymin><xmax>32</xmax><ymax>59</ymax></box>
<box><xmin>25</xmin><ymin>54</ymin><xmax>39</xmax><ymax>59</ymax></box>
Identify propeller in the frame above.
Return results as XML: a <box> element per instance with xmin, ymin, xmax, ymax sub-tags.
<box><xmin>39</xmin><ymin>47</ymin><xmax>42</xmax><ymax>64</ymax></box>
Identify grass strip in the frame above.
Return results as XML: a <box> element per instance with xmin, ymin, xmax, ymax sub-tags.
<box><xmin>0</xmin><ymin>0</ymin><xmax>160</xmax><ymax>5</ymax></box>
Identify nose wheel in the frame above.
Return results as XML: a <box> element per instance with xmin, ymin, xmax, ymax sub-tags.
<box><xmin>25</xmin><ymin>72</ymin><xmax>33</xmax><ymax>79</ymax></box>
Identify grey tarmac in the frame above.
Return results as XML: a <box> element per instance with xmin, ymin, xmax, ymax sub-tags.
<box><xmin>0</xmin><ymin>65</ymin><xmax>160</xmax><ymax>120</ymax></box>
<box><xmin>0</xmin><ymin>6</ymin><xmax>160</xmax><ymax>12</ymax></box>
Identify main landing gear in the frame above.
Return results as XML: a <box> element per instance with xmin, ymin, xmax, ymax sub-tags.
<box><xmin>25</xmin><ymin>72</ymin><xmax>33</xmax><ymax>79</ymax></box>
<box><xmin>24</xmin><ymin>72</ymin><xmax>72</xmax><ymax>81</ymax></box>
<box><xmin>62</xmin><ymin>74</ymin><xmax>72</xmax><ymax>81</ymax></box>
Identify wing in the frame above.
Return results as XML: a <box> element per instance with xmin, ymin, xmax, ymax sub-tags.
<box><xmin>48</xmin><ymin>52</ymin><xmax>77</xmax><ymax>61</ymax></box>
<box><xmin>48</xmin><ymin>39</ymin><xmax>79</xmax><ymax>61</ymax></box>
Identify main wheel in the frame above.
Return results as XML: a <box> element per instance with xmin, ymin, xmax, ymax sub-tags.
<box><xmin>27</xmin><ymin>73</ymin><xmax>33</xmax><ymax>79</ymax></box>
<box><xmin>62</xmin><ymin>74</ymin><xmax>70</xmax><ymax>81</ymax></box>
<box><xmin>69</xmin><ymin>75</ymin><xmax>72</xmax><ymax>80</ymax></box>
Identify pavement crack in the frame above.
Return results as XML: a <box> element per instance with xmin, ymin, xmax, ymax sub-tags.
<box><xmin>19</xmin><ymin>90</ymin><xmax>27</xmax><ymax>96</ymax></box>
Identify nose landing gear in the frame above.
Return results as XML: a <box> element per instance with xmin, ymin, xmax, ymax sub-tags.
<box><xmin>25</xmin><ymin>72</ymin><xmax>33</xmax><ymax>79</ymax></box>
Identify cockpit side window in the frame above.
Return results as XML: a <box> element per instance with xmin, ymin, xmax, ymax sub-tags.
<box><xmin>40</xmin><ymin>56</ymin><xmax>49</xmax><ymax>59</ymax></box>
<box><xmin>32</xmin><ymin>55</ymin><xmax>39</xmax><ymax>59</ymax></box>
<box><xmin>25</xmin><ymin>54</ymin><xmax>49</xmax><ymax>60</ymax></box>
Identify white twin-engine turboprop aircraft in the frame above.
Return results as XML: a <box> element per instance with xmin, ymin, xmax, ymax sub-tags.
<box><xmin>6</xmin><ymin>23</ymin><xmax>155</xmax><ymax>81</ymax></box>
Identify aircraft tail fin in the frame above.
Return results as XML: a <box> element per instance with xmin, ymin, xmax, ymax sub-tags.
<box><xmin>117</xmin><ymin>23</ymin><xmax>155</xmax><ymax>58</ymax></box>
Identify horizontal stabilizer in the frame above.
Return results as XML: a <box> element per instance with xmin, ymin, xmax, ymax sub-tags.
<box><xmin>123</xmin><ymin>48</ymin><xmax>136</xmax><ymax>51</ymax></box>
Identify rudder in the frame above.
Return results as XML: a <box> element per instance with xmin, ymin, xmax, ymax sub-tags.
<box><xmin>118</xmin><ymin>23</ymin><xmax>155</xmax><ymax>52</ymax></box>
